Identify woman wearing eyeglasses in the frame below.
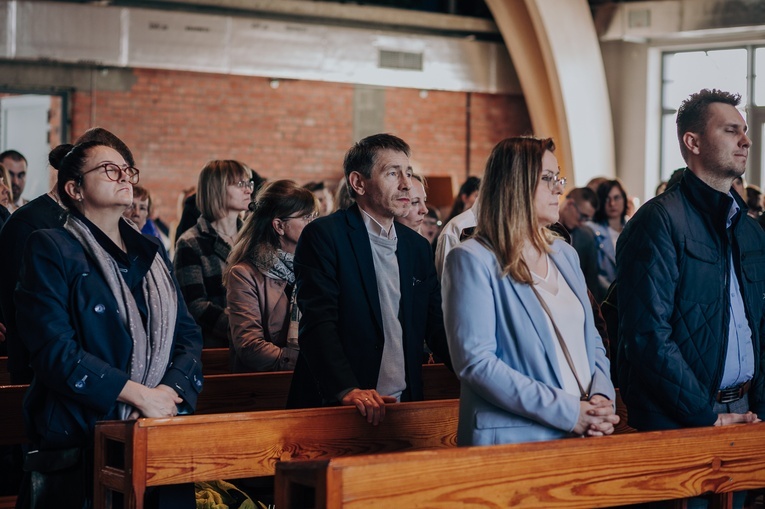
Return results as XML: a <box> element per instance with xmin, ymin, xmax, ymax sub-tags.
<box><xmin>441</xmin><ymin>136</ymin><xmax>618</xmax><ymax>446</ymax></box>
<box><xmin>174</xmin><ymin>160</ymin><xmax>253</xmax><ymax>348</ymax></box>
<box><xmin>587</xmin><ymin>179</ymin><xmax>629</xmax><ymax>293</ymax></box>
<box><xmin>224</xmin><ymin>180</ymin><xmax>317</xmax><ymax>372</ymax></box>
<box><xmin>15</xmin><ymin>137</ymin><xmax>203</xmax><ymax>508</ymax></box>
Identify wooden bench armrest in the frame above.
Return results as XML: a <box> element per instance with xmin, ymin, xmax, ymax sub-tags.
<box><xmin>275</xmin><ymin>460</ymin><xmax>331</xmax><ymax>509</ymax></box>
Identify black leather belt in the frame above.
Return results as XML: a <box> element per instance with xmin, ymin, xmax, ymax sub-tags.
<box><xmin>716</xmin><ymin>380</ymin><xmax>752</xmax><ymax>404</ymax></box>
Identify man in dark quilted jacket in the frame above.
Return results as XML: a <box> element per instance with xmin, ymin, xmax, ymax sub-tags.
<box><xmin>618</xmin><ymin>88</ymin><xmax>765</xmax><ymax>429</ymax></box>
<box><xmin>617</xmin><ymin>88</ymin><xmax>765</xmax><ymax>506</ymax></box>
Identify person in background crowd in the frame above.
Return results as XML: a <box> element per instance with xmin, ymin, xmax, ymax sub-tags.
<box><xmin>618</xmin><ymin>89</ymin><xmax>764</xmax><ymax>509</ymax></box>
<box><xmin>655</xmin><ymin>181</ymin><xmax>668</xmax><ymax>196</ymax></box>
<box><xmin>304</xmin><ymin>181</ymin><xmax>335</xmax><ymax>217</ymax></box>
<box><xmin>557</xmin><ymin>187</ymin><xmax>605</xmax><ymax>302</ymax></box>
<box><xmin>125</xmin><ymin>184</ymin><xmax>151</xmax><ymax>230</ymax></box>
<box><xmin>587</xmin><ymin>179</ymin><xmax>628</xmax><ymax>292</ymax></box>
<box><xmin>15</xmin><ymin>133</ymin><xmax>202</xmax><ymax>509</ymax></box>
<box><xmin>421</xmin><ymin>205</ymin><xmax>442</xmax><ymax>246</ymax></box>
<box><xmin>442</xmin><ymin>136</ymin><xmax>617</xmax><ymax>446</ymax></box>
<box><xmin>0</xmin><ymin>165</ymin><xmax>9</xmax><ymax>351</ymax></box>
<box><xmin>0</xmin><ymin>127</ymin><xmax>134</xmax><ymax>385</ymax></box>
<box><xmin>125</xmin><ymin>185</ymin><xmax>171</xmax><ymax>250</ymax></box>
<box><xmin>225</xmin><ymin>180</ymin><xmax>318</xmax><ymax>372</ymax></box>
<box><xmin>175</xmin><ymin>169</ymin><xmax>264</xmax><ymax>243</ymax></box>
<box><xmin>174</xmin><ymin>160</ymin><xmax>252</xmax><ymax>348</ymax></box>
<box><xmin>732</xmin><ymin>175</ymin><xmax>746</xmax><ymax>198</ymax></box>
<box><xmin>435</xmin><ymin>196</ymin><xmax>479</xmax><ymax>280</ymax></box>
<box><xmin>395</xmin><ymin>173</ymin><xmax>428</xmax><ymax>233</ymax></box>
<box><xmin>0</xmin><ymin>164</ymin><xmax>14</xmax><ymax>211</ymax></box>
<box><xmin>586</xmin><ymin>176</ymin><xmax>608</xmax><ymax>193</ymax></box>
<box><xmin>332</xmin><ymin>176</ymin><xmax>354</xmax><ymax>211</ymax></box>
<box><xmin>745</xmin><ymin>185</ymin><xmax>762</xmax><ymax>218</ymax></box>
<box><xmin>444</xmin><ymin>176</ymin><xmax>480</xmax><ymax>225</ymax></box>
<box><xmin>0</xmin><ymin>150</ymin><xmax>28</xmax><ymax>212</ymax></box>
<box><xmin>288</xmin><ymin>133</ymin><xmax>450</xmax><ymax>424</ymax></box>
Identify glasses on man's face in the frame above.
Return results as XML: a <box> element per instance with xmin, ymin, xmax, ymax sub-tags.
<box><xmin>234</xmin><ymin>179</ymin><xmax>255</xmax><ymax>191</ymax></box>
<box><xmin>540</xmin><ymin>172</ymin><xmax>566</xmax><ymax>191</ymax></box>
<box><xmin>571</xmin><ymin>200</ymin><xmax>592</xmax><ymax>223</ymax></box>
<box><xmin>282</xmin><ymin>212</ymin><xmax>318</xmax><ymax>223</ymax></box>
<box><xmin>81</xmin><ymin>163</ymin><xmax>140</xmax><ymax>184</ymax></box>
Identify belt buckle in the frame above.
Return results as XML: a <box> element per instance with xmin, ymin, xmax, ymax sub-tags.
<box><xmin>718</xmin><ymin>386</ymin><xmax>740</xmax><ymax>404</ymax></box>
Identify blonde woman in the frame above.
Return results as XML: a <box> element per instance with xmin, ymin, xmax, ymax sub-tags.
<box><xmin>174</xmin><ymin>160</ymin><xmax>252</xmax><ymax>347</ymax></box>
<box><xmin>442</xmin><ymin>136</ymin><xmax>618</xmax><ymax>446</ymax></box>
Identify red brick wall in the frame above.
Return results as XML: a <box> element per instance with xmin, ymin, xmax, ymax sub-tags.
<box><xmin>70</xmin><ymin>68</ymin><xmax>530</xmax><ymax>223</ymax></box>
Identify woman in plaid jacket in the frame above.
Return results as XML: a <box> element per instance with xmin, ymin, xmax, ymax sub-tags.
<box><xmin>174</xmin><ymin>160</ymin><xmax>253</xmax><ymax>347</ymax></box>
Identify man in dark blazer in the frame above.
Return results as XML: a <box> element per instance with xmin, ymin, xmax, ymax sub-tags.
<box><xmin>287</xmin><ymin>133</ymin><xmax>450</xmax><ymax>425</ymax></box>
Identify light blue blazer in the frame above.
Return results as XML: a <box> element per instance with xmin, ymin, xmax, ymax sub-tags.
<box><xmin>442</xmin><ymin>238</ymin><xmax>614</xmax><ymax>446</ymax></box>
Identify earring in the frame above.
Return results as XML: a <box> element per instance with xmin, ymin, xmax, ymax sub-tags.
<box><xmin>77</xmin><ymin>195</ymin><xmax>83</xmax><ymax>202</ymax></box>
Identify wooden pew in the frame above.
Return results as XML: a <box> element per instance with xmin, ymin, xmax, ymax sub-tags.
<box><xmin>3</xmin><ymin>363</ymin><xmax>457</xmax><ymax>507</ymax></box>
<box><xmin>0</xmin><ymin>363</ymin><xmax>457</xmax><ymax>445</ymax></box>
<box><xmin>0</xmin><ymin>357</ymin><xmax>10</xmax><ymax>385</ymax></box>
<box><xmin>195</xmin><ymin>362</ymin><xmax>458</xmax><ymax>413</ymax></box>
<box><xmin>93</xmin><ymin>399</ymin><xmax>459</xmax><ymax>509</ymax></box>
<box><xmin>200</xmin><ymin>348</ymin><xmax>230</xmax><ymax>375</ymax></box>
<box><xmin>0</xmin><ymin>384</ymin><xmax>28</xmax><ymax>509</ymax></box>
<box><xmin>275</xmin><ymin>422</ymin><xmax>765</xmax><ymax>509</ymax></box>
<box><xmin>0</xmin><ymin>384</ymin><xmax>29</xmax><ymax>447</ymax></box>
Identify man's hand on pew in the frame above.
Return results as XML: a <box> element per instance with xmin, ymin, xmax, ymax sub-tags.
<box><xmin>119</xmin><ymin>381</ymin><xmax>184</xmax><ymax>419</ymax></box>
<box><xmin>715</xmin><ymin>411</ymin><xmax>761</xmax><ymax>426</ymax></box>
<box><xmin>574</xmin><ymin>394</ymin><xmax>620</xmax><ymax>437</ymax></box>
<box><xmin>341</xmin><ymin>388</ymin><xmax>397</xmax><ymax>426</ymax></box>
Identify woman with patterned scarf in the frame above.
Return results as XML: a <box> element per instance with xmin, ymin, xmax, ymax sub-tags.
<box><xmin>15</xmin><ymin>135</ymin><xmax>203</xmax><ymax>509</ymax></box>
<box><xmin>225</xmin><ymin>180</ymin><xmax>318</xmax><ymax>372</ymax></box>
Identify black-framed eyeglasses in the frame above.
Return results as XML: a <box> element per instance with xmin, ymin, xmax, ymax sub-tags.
<box><xmin>234</xmin><ymin>179</ymin><xmax>255</xmax><ymax>191</ymax></box>
<box><xmin>281</xmin><ymin>212</ymin><xmax>318</xmax><ymax>223</ymax></box>
<box><xmin>80</xmin><ymin>163</ymin><xmax>140</xmax><ymax>184</ymax></box>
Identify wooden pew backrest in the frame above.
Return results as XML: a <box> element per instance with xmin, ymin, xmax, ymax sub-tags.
<box><xmin>94</xmin><ymin>399</ymin><xmax>459</xmax><ymax>509</ymax></box>
<box><xmin>275</xmin><ymin>421</ymin><xmax>765</xmax><ymax>509</ymax></box>
<box><xmin>200</xmin><ymin>348</ymin><xmax>229</xmax><ymax>375</ymax></box>
<box><xmin>0</xmin><ymin>357</ymin><xmax>9</xmax><ymax>385</ymax></box>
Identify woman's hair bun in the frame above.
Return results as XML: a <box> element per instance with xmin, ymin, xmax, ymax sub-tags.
<box><xmin>49</xmin><ymin>144</ymin><xmax>75</xmax><ymax>170</ymax></box>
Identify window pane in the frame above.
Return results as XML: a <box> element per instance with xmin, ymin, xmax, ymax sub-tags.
<box><xmin>663</xmin><ymin>49</ymin><xmax>748</xmax><ymax>109</ymax></box>
<box><xmin>661</xmin><ymin>113</ymin><xmax>686</xmax><ymax>181</ymax></box>
<box><xmin>756</xmin><ymin>47</ymin><xmax>765</xmax><ymax>106</ymax></box>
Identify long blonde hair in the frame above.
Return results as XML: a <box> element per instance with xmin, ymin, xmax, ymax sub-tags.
<box><xmin>475</xmin><ymin>136</ymin><xmax>556</xmax><ymax>284</ymax></box>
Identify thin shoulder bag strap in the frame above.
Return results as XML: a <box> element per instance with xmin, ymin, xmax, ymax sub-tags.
<box><xmin>530</xmin><ymin>284</ymin><xmax>590</xmax><ymax>401</ymax></box>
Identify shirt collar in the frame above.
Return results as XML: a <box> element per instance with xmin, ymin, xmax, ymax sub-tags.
<box><xmin>359</xmin><ymin>206</ymin><xmax>397</xmax><ymax>240</ymax></box>
<box><xmin>726</xmin><ymin>192</ymin><xmax>740</xmax><ymax>229</ymax></box>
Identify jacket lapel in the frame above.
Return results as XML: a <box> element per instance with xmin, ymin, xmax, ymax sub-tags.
<box><xmin>395</xmin><ymin>223</ymin><xmax>413</xmax><ymax>335</ymax></box>
<box><xmin>508</xmin><ymin>248</ymin><xmax>566</xmax><ymax>389</ymax></box>
<box><xmin>346</xmin><ymin>205</ymin><xmax>384</xmax><ymax>333</ymax></box>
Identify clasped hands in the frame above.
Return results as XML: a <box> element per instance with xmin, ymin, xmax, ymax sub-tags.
<box><xmin>119</xmin><ymin>380</ymin><xmax>183</xmax><ymax>420</ymax></box>
<box><xmin>574</xmin><ymin>394</ymin><xmax>620</xmax><ymax>437</ymax></box>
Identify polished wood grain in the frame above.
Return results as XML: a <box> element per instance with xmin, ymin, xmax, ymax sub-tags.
<box><xmin>277</xmin><ymin>422</ymin><xmax>765</xmax><ymax>509</ymax></box>
<box><xmin>94</xmin><ymin>399</ymin><xmax>459</xmax><ymax>509</ymax></box>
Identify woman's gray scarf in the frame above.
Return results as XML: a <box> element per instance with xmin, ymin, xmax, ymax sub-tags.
<box><xmin>255</xmin><ymin>249</ymin><xmax>299</xmax><ymax>348</ymax></box>
<box><xmin>64</xmin><ymin>215</ymin><xmax>178</xmax><ymax>419</ymax></box>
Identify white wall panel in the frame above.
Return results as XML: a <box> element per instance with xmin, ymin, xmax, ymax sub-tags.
<box><xmin>127</xmin><ymin>9</ymin><xmax>229</xmax><ymax>72</ymax></box>
<box><xmin>2</xmin><ymin>1</ymin><xmax>521</xmax><ymax>94</ymax></box>
<box><xmin>15</xmin><ymin>2</ymin><xmax>121</xmax><ymax>62</ymax></box>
